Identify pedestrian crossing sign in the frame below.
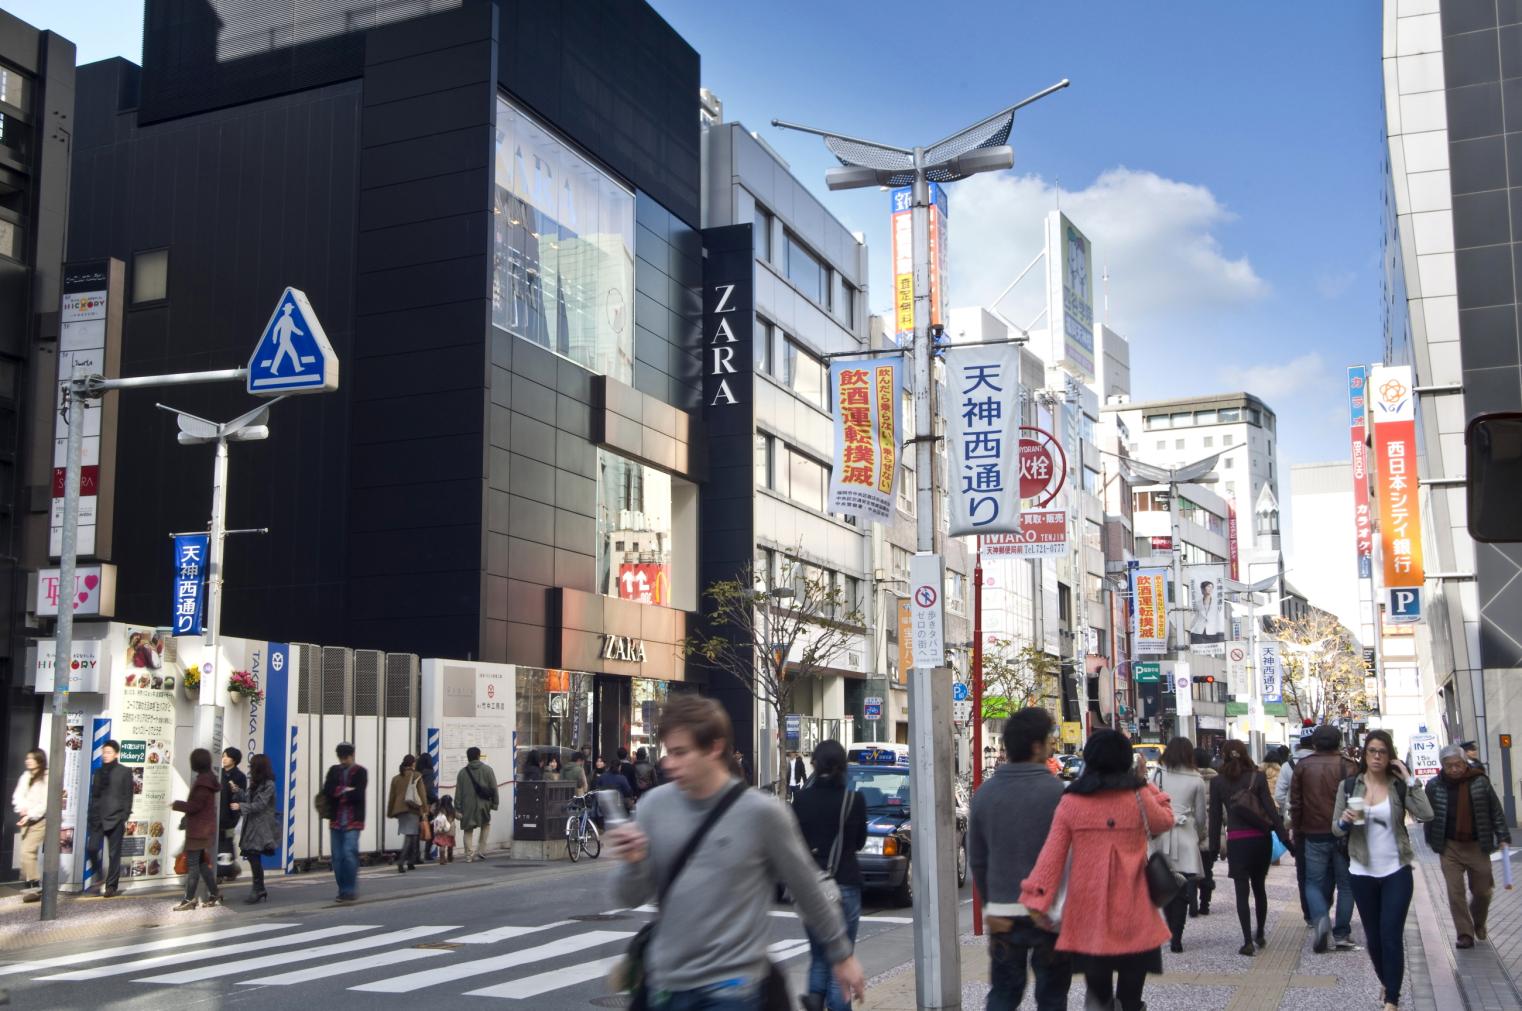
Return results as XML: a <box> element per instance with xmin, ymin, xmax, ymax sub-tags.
<box><xmin>247</xmin><ymin>287</ymin><xmax>339</xmax><ymax>396</ymax></box>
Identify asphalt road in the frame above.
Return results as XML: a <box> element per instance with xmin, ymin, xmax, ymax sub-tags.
<box><xmin>1</xmin><ymin>855</ymin><xmax>971</xmax><ymax>1010</ymax></box>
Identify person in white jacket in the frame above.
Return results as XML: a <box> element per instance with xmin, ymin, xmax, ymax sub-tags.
<box><xmin>1153</xmin><ymin>737</ymin><xmax>1208</xmax><ymax>953</ymax></box>
<box><xmin>11</xmin><ymin>748</ymin><xmax>47</xmax><ymax>901</ymax></box>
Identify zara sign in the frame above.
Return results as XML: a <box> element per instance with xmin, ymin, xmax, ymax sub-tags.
<box><xmin>702</xmin><ymin>226</ymin><xmax>754</xmax><ymax>412</ymax></box>
<box><xmin>602</xmin><ymin>635</ymin><xmax>647</xmax><ymax>663</ymax></box>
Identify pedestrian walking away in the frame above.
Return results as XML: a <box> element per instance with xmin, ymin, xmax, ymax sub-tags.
<box><xmin>235</xmin><ymin>753</ymin><xmax>278</xmax><ymax>903</ymax></box>
<box><xmin>1424</xmin><ymin>743</ymin><xmax>1511</xmax><ymax>948</ymax></box>
<box><xmin>1208</xmin><ymin>739</ymin><xmax>1287</xmax><ymax>956</ymax></box>
<box><xmin>566</xmin><ymin>751</ymin><xmax>590</xmax><ymax>797</ymax></box>
<box><xmin>1152</xmin><ymin>737</ymin><xmax>1207</xmax><ymax>954</ymax></box>
<box><xmin>791</xmin><ymin>739</ymin><xmax>868</xmax><ymax>1011</ymax></box>
<box><xmin>1332</xmin><ymin>729</ymin><xmax>1435</xmax><ymax>1011</ymax></box>
<box><xmin>633</xmin><ymin>747</ymin><xmax>658</xmax><ymax>800</ymax></box>
<box><xmin>415</xmin><ymin>752</ymin><xmax>439</xmax><ymax>860</ymax></box>
<box><xmin>1191</xmin><ymin>746</ymin><xmax>1219</xmax><ymax>917</ymax></box>
<box><xmin>1021</xmin><ymin>729</ymin><xmax>1173</xmax><ymax>1011</ymax></box>
<box><xmin>608</xmin><ymin>693</ymin><xmax>865</xmax><ymax>1011</ymax></box>
<box><xmin>1277</xmin><ymin>728</ymin><xmax>1317</xmax><ymax>923</ymax></box>
<box><xmin>432</xmin><ymin>796</ymin><xmax>459</xmax><ymax>864</ymax></box>
<box><xmin>388</xmin><ymin>754</ymin><xmax>426</xmax><ymax>873</ymax></box>
<box><xmin>595</xmin><ymin>756</ymin><xmax>635</xmax><ymax>804</ymax></box>
<box><xmin>218</xmin><ymin>747</ymin><xmax>247</xmax><ymax>882</ymax></box>
<box><xmin>11</xmin><ymin>748</ymin><xmax>46</xmax><ymax>902</ymax></box>
<box><xmin>1291</xmin><ymin>724</ymin><xmax>1360</xmax><ymax>953</ymax></box>
<box><xmin>86</xmin><ymin>739</ymin><xmax>134</xmax><ymax>898</ymax></box>
<box><xmin>170</xmin><ymin>748</ymin><xmax>222</xmax><ymax>911</ymax></box>
<box><xmin>969</xmin><ymin>707</ymin><xmax>1073</xmax><ymax>1011</ymax></box>
<box><xmin>322</xmin><ymin>742</ymin><xmax>369</xmax><ymax>901</ymax></box>
<box><xmin>455</xmin><ymin>746</ymin><xmax>498</xmax><ymax>862</ymax></box>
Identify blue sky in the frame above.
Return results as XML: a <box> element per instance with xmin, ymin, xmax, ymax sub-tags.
<box><xmin>15</xmin><ymin>0</ymin><xmax>1383</xmax><ymax>479</ymax></box>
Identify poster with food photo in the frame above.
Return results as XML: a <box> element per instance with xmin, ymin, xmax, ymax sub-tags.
<box><xmin>115</xmin><ymin>656</ymin><xmax>177</xmax><ymax>881</ymax></box>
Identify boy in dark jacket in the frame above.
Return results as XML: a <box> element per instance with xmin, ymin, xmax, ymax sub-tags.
<box><xmin>968</xmin><ymin>707</ymin><xmax>1071</xmax><ymax>1011</ymax></box>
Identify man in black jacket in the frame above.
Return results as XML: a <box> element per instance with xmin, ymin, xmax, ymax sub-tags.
<box><xmin>322</xmin><ymin>742</ymin><xmax>368</xmax><ymax>901</ymax></box>
<box><xmin>1426</xmin><ymin>745</ymin><xmax>1511</xmax><ymax>948</ymax></box>
<box><xmin>791</xmin><ymin>740</ymin><xmax>867</xmax><ymax>1011</ymax></box>
<box><xmin>968</xmin><ymin>707</ymin><xmax>1072</xmax><ymax>1011</ymax></box>
<box><xmin>87</xmin><ymin>740</ymin><xmax>135</xmax><ymax>897</ymax></box>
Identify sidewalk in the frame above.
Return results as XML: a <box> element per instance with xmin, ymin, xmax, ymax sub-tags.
<box><xmin>862</xmin><ymin>860</ymin><xmax>1453</xmax><ymax>1011</ymax></box>
<box><xmin>0</xmin><ymin>848</ymin><xmax>587</xmax><ymax>953</ymax></box>
<box><xmin>1412</xmin><ymin>846</ymin><xmax>1522</xmax><ymax>1011</ymax></box>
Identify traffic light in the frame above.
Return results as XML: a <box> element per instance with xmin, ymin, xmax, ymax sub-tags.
<box><xmin>1192</xmin><ymin>675</ymin><xmax>1215</xmax><ymax>685</ymax></box>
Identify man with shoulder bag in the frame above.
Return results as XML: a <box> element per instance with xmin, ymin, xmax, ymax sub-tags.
<box><xmin>455</xmin><ymin>747</ymin><xmax>499</xmax><ymax>862</ymax></box>
<box><xmin>790</xmin><ymin>739</ymin><xmax>867</xmax><ymax>1011</ymax></box>
<box><xmin>608</xmin><ymin>695</ymin><xmax>865</xmax><ymax>1011</ymax></box>
<box><xmin>968</xmin><ymin>707</ymin><xmax>1072</xmax><ymax>1011</ymax></box>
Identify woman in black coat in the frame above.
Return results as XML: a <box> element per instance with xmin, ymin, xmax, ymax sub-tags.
<box><xmin>234</xmin><ymin>754</ymin><xmax>278</xmax><ymax>903</ymax></box>
<box><xmin>1208</xmin><ymin>739</ymin><xmax>1287</xmax><ymax>957</ymax></box>
<box><xmin>791</xmin><ymin>740</ymin><xmax>867</xmax><ymax>1011</ymax></box>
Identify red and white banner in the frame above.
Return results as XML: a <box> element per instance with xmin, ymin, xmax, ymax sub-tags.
<box><xmin>616</xmin><ymin>563</ymin><xmax>669</xmax><ymax>606</ymax></box>
<box><xmin>1348</xmin><ymin>366</ymin><xmax>1373</xmax><ymax>579</ymax></box>
<box><xmin>1369</xmin><ymin>365</ymin><xmax>1424</xmax><ymax>589</ymax></box>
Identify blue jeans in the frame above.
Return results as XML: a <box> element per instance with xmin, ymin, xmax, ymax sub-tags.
<box><xmin>1303</xmin><ymin>834</ymin><xmax>1354</xmax><ymax>939</ymax></box>
<box><xmin>987</xmin><ymin>918</ymin><xmax>1072</xmax><ymax>1011</ymax></box>
<box><xmin>805</xmin><ymin>885</ymin><xmax>861</xmax><ymax>1011</ymax></box>
<box><xmin>330</xmin><ymin>827</ymin><xmax>360</xmax><ymax>897</ymax></box>
<box><xmin>653</xmin><ymin>980</ymin><xmax>764</xmax><ymax>1011</ymax></box>
<box><xmin>1350</xmin><ymin>866</ymin><xmax>1414</xmax><ymax>1006</ymax></box>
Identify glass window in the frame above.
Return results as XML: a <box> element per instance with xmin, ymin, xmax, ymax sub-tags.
<box><xmin>787</xmin><ymin>449</ymin><xmax>826</xmax><ymax>512</ymax></box>
<box><xmin>1155</xmin><ymin>440</ymin><xmax>1166</xmax><ymax>450</ymax></box>
<box><xmin>1224</xmin><ymin>434</ymin><xmax>1234</xmax><ymax>446</ymax></box>
<box><xmin>1248</xmin><ymin>408</ymin><xmax>1262</xmax><ymax>426</ymax></box>
<box><xmin>755</xmin><ymin>433</ymin><xmax>774</xmax><ymax>490</ymax></box>
<box><xmin>1170</xmin><ymin>411</ymin><xmax>1192</xmax><ymax>427</ymax></box>
<box><xmin>1225</xmin><ymin>457</ymin><xmax>1234</xmax><ymax>469</ymax></box>
<box><xmin>596</xmin><ymin>449</ymin><xmax>674</xmax><ymax>604</ymax></box>
<box><xmin>785</xmin><ymin>232</ymin><xmax>825</xmax><ymax>303</ymax></box>
<box><xmin>1195</xmin><ymin>409</ymin><xmax>1217</xmax><ymax>425</ymax></box>
<box><xmin>0</xmin><ymin>110</ymin><xmax>29</xmax><ymax>160</ymax></box>
<box><xmin>132</xmin><ymin>249</ymin><xmax>169</xmax><ymax>303</ymax></box>
<box><xmin>0</xmin><ymin>66</ymin><xmax>31</xmax><ymax>112</ymax></box>
<box><xmin>1203</xmin><ymin>435</ymin><xmax>1214</xmax><ymax>447</ymax></box>
<box><xmin>1174</xmin><ymin>438</ymin><xmax>1184</xmax><ymax>450</ymax></box>
<box><xmin>839</xmin><ymin>281</ymin><xmax>856</xmax><ymax>328</ymax></box>
<box><xmin>755</xmin><ymin>318</ymin><xmax>773</xmax><ymax>373</ymax></box>
<box><xmin>0</xmin><ymin>219</ymin><xmax>20</xmax><ymax>261</ymax></box>
<box><xmin>1218</xmin><ymin>407</ymin><xmax>1240</xmax><ymax>422</ymax></box>
<box><xmin>1144</xmin><ymin>414</ymin><xmax>1167</xmax><ymax>430</ymax></box>
<box><xmin>754</xmin><ymin>203</ymin><xmax>773</xmax><ymax>262</ymax></box>
<box><xmin>784</xmin><ymin>337</ymin><xmax>826</xmax><ymax>409</ymax></box>
<box><xmin>493</xmin><ymin>95</ymin><xmax>635</xmax><ymax>383</ymax></box>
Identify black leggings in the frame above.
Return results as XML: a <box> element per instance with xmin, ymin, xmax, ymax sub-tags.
<box><xmin>1085</xmin><ymin>969</ymin><xmax>1146</xmax><ymax>1011</ymax></box>
<box><xmin>247</xmin><ymin>854</ymin><xmax>266</xmax><ymax>892</ymax></box>
<box><xmin>1235</xmin><ymin>869</ymin><xmax>1269</xmax><ymax>943</ymax></box>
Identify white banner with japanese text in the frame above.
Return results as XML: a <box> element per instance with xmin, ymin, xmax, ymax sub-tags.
<box><xmin>944</xmin><ymin>343</ymin><xmax>1020</xmax><ymax>536</ymax></box>
<box><xmin>827</xmin><ymin>357</ymin><xmax>901</xmax><ymax>522</ymax></box>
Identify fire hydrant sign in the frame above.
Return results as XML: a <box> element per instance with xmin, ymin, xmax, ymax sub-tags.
<box><xmin>909</xmin><ymin>553</ymin><xmax>944</xmax><ymax>670</ymax></box>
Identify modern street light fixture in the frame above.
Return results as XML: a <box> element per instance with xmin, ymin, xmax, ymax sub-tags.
<box><xmin>773</xmin><ymin>79</ymin><xmax>1069</xmax><ymax>1011</ymax></box>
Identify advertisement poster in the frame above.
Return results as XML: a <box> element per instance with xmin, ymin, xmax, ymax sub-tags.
<box><xmin>616</xmin><ymin>563</ymin><xmax>669</xmax><ymax>605</ymax></box>
<box><xmin>1132</xmin><ymin>566</ymin><xmax>1169</xmax><ymax>655</ymax></box>
<box><xmin>1259</xmin><ymin>640</ymin><xmax>1283</xmax><ymax>704</ymax></box>
<box><xmin>1225</xmin><ymin>640</ymin><xmax>1250</xmax><ymax>698</ymax></box>
<box><xmin>1369</xmin><ymin>365</ymin><xmax>1424</xmax><ymax>591</ymax></box>
<box><xmin>59</xmin><ymin>714</ymin><xmax>85</xmax><ymax>874</ymax></box>
<box><xmin>1046</xmin><ymin>211</ymin><xmax>1095</xmax><ymax>382</ymax></box>
<box><xmin>890</xmin><ymin>184</ymin><xmax>948</xmax><ymax>343</ymax></box>
<box><xmin>827</xmin><ymin>357</ymin><xmax>900</xmax><ymax>522</ymax></box>
<box><xmin>1184</xmin><ymin>563</ymin><xmax>1227</xmax><ymax>652</ymax></box>
<box><xmin>944</xmin><ymin>343</ymin><xmax>1020</xmax><ymax>535</ymax></box>
<box><xmin>1348</xmin><ymin>366</ymin><xmax>1374</xmax><ymax>579</ymax></box>
<box><xmin>115</xmin><ymin>633</ymin><xmax>178</xmax><ymax>881</ymax></box>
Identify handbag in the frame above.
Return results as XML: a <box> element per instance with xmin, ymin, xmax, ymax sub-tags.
<box><xmin>465</xmin><ymin>767</ymin><xmax>494</xmax><ymax>802</ymax></box>
<box><xmin>173</xmin><ymin>849</ymin><xmax>211</xmax><ymax>875</ymax></box>
<box><xmin>617</xmin><ymin>782</ymin><xmax>749</xmax><ymax>1011</ymax></box>
<box><xmin>1227</xmin><ymin>773</ymin><xmax>1275</xmax><ymax>832</ymax></box>
<box><xmin>1136</xmin><ymin>790</ymin><xmax>1183</xmax><ymax>907</ymax></box>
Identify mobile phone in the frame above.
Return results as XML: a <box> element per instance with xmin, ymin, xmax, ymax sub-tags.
<box><xmin>596</xmin><ymin>789</ymin><xmax>629</xmax><ymax>828</ymax></box>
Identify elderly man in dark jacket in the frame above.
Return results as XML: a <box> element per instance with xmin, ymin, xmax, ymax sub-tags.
<box><xmin>87</xmin><ymin>740</ymin><xmax>135</xmax><ymax>897</ymax></box>
<box><xmin>1426</xmin><ymin>744</ymin><xmax>1511</xmax><ymax>948</ymax></box>
<box><xmin>968</xmin><ymin>707</ymin><xmax>1072</xmax><ymax>1011</ymax></box>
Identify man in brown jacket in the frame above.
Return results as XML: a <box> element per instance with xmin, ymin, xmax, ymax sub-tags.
<box><xmin>1290</xmin><ymin>725</ymin><xmax>1359</xmax><ymax>953</ymax></box>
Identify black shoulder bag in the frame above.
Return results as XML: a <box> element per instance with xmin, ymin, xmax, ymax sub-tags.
<box><xmin>618</xmin><ymin>781</ymin><xmax>749</xmax><ymax>1011</ymax></box>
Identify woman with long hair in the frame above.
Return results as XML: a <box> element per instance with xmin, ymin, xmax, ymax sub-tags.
<box><xmin>1151</xmin><ymin>737</ymin><xmax>1207</xmax><ymax>952</ymax></box>
<box><xmin>415</xmin><ymin>753</ymin><xmax>439</xmax><ymax>860</ymax></box>
<box><xmin>1192</xmin><ymin>746</ymin><xmax>1219</xmax><ymax>917</ymax></box>
<box><xmin>387</xmin><ymin>754</ymin><xmax>424</xmax><ymax>873</ymax></box>
<box><xmin>791</xmin><ymin>739</ymin><xmax>867</xmax><ymax>1011</ymax></box>
<box><xmin>1022</xmin><ymin>729</ymin><xmax>1173</xmax><ymax>1011</ymax></box>
<box><xmin>171</xmin><ymin>748</ymin><xmax>222</xmax><ymax>910</ymax></box>
<box><xmin>234</xmin><ymin>754</ymin><xmax>278</xmax><ymax>903</ymax></box>
<box><xmin>11</xmin><ymin>749</ymin><xmax>47</xmax><ymax>901</ymax></box>
<box><xmin>1333</xmin><ymin>729</ymin><xmax>1434</xmax><ymax>1011</ymax></box>
<box><xmin>1207</xmin><ymin>739</ymin><xmax>1286</xmax><ymax>956</ymax></box>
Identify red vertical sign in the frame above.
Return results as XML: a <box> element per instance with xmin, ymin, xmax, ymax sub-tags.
<box><xmin>1348</xmin><ymin>366</ymin><xmax>1373</xmax><ymax>579</ymax></box>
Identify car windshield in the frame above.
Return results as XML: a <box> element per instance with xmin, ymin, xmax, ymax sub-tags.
<box><xmin>847</xmin><ymin>766</ymin><xmax>911</xmax><ymax>814</ymax></box>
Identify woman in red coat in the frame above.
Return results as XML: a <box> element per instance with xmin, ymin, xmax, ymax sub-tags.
<box><xmin>1022</xmin><ymin>730</ymin><xmax>1173</xmax><ymax>1011</ymax></box>
<box><xmin>171</xmin><ymin>748</ymin><xmax>223</xmax><ymax>911</ymax></box>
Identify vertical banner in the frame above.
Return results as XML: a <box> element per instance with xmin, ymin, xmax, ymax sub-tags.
<box><xmin>259</xmin><ymin>642</ymin><xmax>292</xmax><ymax>871</ymax></box>
<box><xmin>895</xmin><ymin>598</ymin><xmax>912</xmax><ymax>683</ymax></box>
<box><xmin>908</xmin><ymin>554</ymin><xmax>945</xmax><ymax>670</ymax></box>
<box><xmin>944</xmin><ymin>343</ymin><xmax>1020</xmax><ymax>535</ymax></box>
<box><xmin>1225</xmin><ymin>640</ymin><xmax>1250</xmax><ymax>698</ymax></box>
<box><xmin>827</xmin><ymin>357</ymin><xmax>900</xmax><ymax>522</ymax></box>
<box><xmin>1046</xmin><ymin>211</ymin><xmax>1095</xmax><ymax>382</ymax></box>
<box><xmin>78</xmin><ymin>716</ymin><xmax>105</xmax><ymax>887</ymax></box>
<box><xmin>890</xmin><ymin>184</ymin><xmax>948</xmax><ymax>343</ymax></box>
<box><xmin>1183</xmin><ymin>563</ymin><xmax>1227</xmax><ymax>654</ymax></box>
<box><xmin>1259</xmin><ymin>640</ymin><xmax>1283</xmax><ymax>703</ymax></box>
<box><xmin>1348</xmin><ymin>366</ymin><xmax>1374</xmax><ymax>579</ymax></box>
<box><xmin>1227</xmin><ymin>503</ymin><xmax>1240</xmax><ymax>581</ymax></box>
<box><xmin>1175</xmin><ymin>660</ymin><xmax>1193</xmax><ymax>719</ymax></box>
<box><xmin>1132</xmin><ymin>566</ymin><xmax>1169</xmax><ymax>655</ymax></box>
<box><xmin>1369</xmin><ymin>365</ymin><xmax>1425</xmax><ymax>598</ymax></box>
<box><xmin>170</xmin><ymin>534</ymin><xmax>209</xmax><ymax>636</ymax></box>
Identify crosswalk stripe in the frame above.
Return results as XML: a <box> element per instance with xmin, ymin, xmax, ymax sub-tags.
<box><xmin>766</xmin><ymin>909</ymin><xmax>913</xmax><ymax>925</ymax></box>
<box><xmin>240</xmin><ymin>946</ymin><xmax>447</xmax><ymax>986</ymax></box>
<box><xmin>446</xmin><ymin>920</ymin><xmax>574</xmax><ymax>944</ymax></box>
<box><xmin>463</xmin><ymin>954</ymin><xmax>621</xmax><ymax>999</ymax></box>
<box><xmin>351</xmin><ymin>929</ymin><xmax>632</xmax><ymax>994</ymax></box>
<box><xmin>0</xmin><ymin>921</ymin><xmax>300</xmax><ymax>979</ymax></box>
<box><xmin>34</xmin><ymin>924</ymin><xmax>358</xmax><ymax>982</ymax></box>
<box><xmin>132</xmin><ymin>925</ymin><xmax>456</xmax><ymax>985</ymax></box>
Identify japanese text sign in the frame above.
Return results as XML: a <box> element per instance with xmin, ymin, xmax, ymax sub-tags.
<box><xmin>908</xmin><ymin>553</ymin><xmax>945</xmax><ymax>670</ymax></box>
<box><xmin>1349</xmin><ymin>366</ymin><xmax>1373</xmax><ymax>579</ymax></box>
<box><xmin>944</xmin><ymin>343</ymin><xmax>1020</xmax><ymax>535</ymax></box>
<box><xmin>1132</xmin><ymin>566</ymin><xmax>1168</xmax><ymax>655</ymax></box>
<box><xmin>171</xmin><ymin>534</ymin><xmax>210</xmax><ymax>636</ymax></box>
<box><xmin>1259</xmin><ymin>640</ymin><xmax>1283</xmax><ymax>704</ymax></box>
<box><xmin>890</xmin><ymin>184</ymin><xmax>948</xmax><ymax>343</ymax></box>
<box><xmin>1369</xmin><ymin>365</ymin><xmax>1424</xmax><ymax>590</ymax></box>
<box><xmin>828</xmin><ymin>356</ymin><xmax>901</xmax><ymax>522</ymax></box>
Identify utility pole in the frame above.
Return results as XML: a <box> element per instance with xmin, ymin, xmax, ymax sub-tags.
<box><xmin>775</xmin><ymin>79</ymin><xmax>1069</xmax><ymax>1010</ymax></box>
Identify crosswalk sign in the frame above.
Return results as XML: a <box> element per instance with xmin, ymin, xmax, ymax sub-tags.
<box><xmin>247</xmin><ymin>287</ymin><xmax>339</xmax><ymax>396</ymax></box>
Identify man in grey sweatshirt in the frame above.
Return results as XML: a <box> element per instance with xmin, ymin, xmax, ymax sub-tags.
<box><xmin>968</xmin><ymin>707</ymin><xmax>1071</xmax><ymax>1011</ymax></box>
<box><xmin>609</xmin><ymin>694</ymin><xmax>864</xmax><ymax>1009</ymax></box>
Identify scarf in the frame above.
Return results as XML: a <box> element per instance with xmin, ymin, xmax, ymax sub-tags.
<box><xmin>1447</xmin><ymin>769</ymin><xmax>1480</xmax><ymax>842</ymax></box>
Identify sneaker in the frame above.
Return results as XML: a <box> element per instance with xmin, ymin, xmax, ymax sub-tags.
<box><xmin>1475</xmin><ymin>925</ymin><xmax>1488</xmax><ymax>941</ymax></box>
<box><xmin>1334</xmin><ymin>936</ymin><xmax>1359</xmax><ymax>951</ymax></box>
<box><xmin>1313</xmin><ymin>915</ymin><xmax>1331</xmax><ymax>953</ymax></box>
<box><xmin>101</xmin><ymin>887</ymin><xmax>120</xmax><ymax>899</ymax></box>
<box><xmin>1456</xmin><ymin>935</ymin><xmax>1474</xmax><ymax>949</ymax></box>
<box><xmin>172</xmin><ymin>899</ymin><xmax>199</xmax><ymax>912</ymax></box>
<box><xmin>21</xmin><ymin>891</ymin><xmax>40</xmax><ymax>903</ymax></box>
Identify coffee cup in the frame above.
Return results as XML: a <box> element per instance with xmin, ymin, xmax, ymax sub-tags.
<box><xmin>1347</xmin><ymin>797</ymin><xmax>1367</xmax><ymax>821</ymax></box>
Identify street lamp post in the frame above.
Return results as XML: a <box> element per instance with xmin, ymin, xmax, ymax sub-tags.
<box><xmin>774</xmin><ymin>80</ymin><xmax>1068</xmax><ymax>1010</ymax></box>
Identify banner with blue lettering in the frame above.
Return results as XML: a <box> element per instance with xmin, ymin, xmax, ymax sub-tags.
<box><xmin>171</xmin><ymin>534</ymin><xmax>209</xmax><ymax>635</ymax></box>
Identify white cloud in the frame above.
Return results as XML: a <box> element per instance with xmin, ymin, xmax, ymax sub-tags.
<box><xmin>939</xmin><ymin>167</ymin><xmax>1269</xmax><ymax>329</ymax></box>
<box><xmin>1218</xmin><ymin>352</ymin><xmax>1331</xmax><ymax>400</ymax></box>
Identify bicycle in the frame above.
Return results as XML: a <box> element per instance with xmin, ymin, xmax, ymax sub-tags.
<box><xmin>565</xmin><ymin>796</ymin><xmax>601</xmax><ymax>861</ymax></box>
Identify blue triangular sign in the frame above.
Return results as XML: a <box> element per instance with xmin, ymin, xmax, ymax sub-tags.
<box><xmin>247</xmin><ymin>287</ymin><xmax>339</xmax><ymax>396</ymax></box>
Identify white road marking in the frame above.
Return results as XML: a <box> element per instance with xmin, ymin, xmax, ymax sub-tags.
<box><xmin>462</xmin><ymin>954</ymin><xmax>621</xmax><ymax>1000</ymax></box>
<box><xmin>0</xmin><ymin>921</ymin><xmax>300</xmax><ymax>978</ymax></box>
<box><xmin>240</xmin><ymin>946</ymin><xmax>447</xmax><ymax>986</ymax></box>
<box><xmin>351</xmin><ymin>929</ymin><xmax>632</xmax><ymax>994</ymax></box>
<box><xmin>446</xmin><ymin>920</ymin><xmax>574</xmax><ymax>944</ymax></box>
<box><xmin>133</xmin><ymin>925</ymin><xmax>456</xmax><ymax>984</ymax></box>
<box><xmin>35</xmin><ymin>925</ymin><xmax>367</xmax><ymax>982</ymax></box>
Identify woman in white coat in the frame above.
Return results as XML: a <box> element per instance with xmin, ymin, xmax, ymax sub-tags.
<box><xmin>1152</xmin><ymin>736</ymin><xmax>1208</xmax><ymax>952</ymax></box>
<box><xmin>11</xmin><ymin>749</ymin><xmax>47</xmax><ymax>902</ymax></box>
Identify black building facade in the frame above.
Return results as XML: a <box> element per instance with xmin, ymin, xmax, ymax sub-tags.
<box><xmin>62</xmin><ymin>0</ymin><xmax>711</xmax><ymax>762</ymax></box>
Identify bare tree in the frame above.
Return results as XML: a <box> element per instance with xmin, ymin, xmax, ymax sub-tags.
<box><xmin>979</xmin><ymin>639</ymin><xmax>1058</xmax><ymax>721</ymax></box>
<box><xmin>1271</xmin><ymin>612</ymin><xmax>1370</xmax><ymax>726</ymax></box>
<box><xmin>685</xmin><ymin>555</ymin><xmax>864</xmax><ymax>794</ymax></box>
